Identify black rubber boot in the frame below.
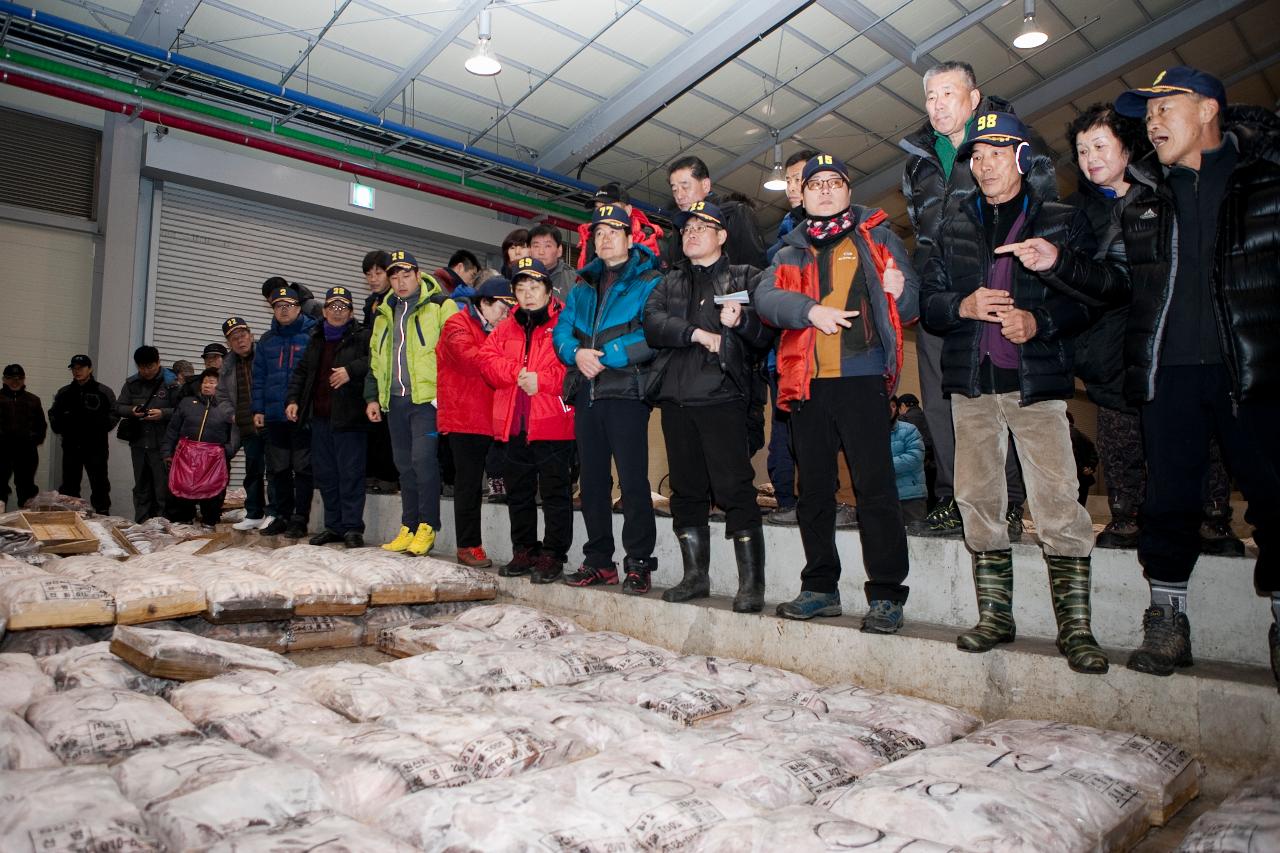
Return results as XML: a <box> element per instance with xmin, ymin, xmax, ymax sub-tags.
<box><xmin>662</xmin><ymin>526</ymin><xmax>711</xmax><ymax>603</ymax></box>
<box><xmin>731</xmin><ymin>526</ymin><xmax>765</xmax><ymax>613</ymax></box>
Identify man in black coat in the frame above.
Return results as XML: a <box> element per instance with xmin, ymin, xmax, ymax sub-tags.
<box><xmin>49</xmin><ymin>354</ymin><xmax>118</xmax><ymax>513</ymax></box>
<box><xmin>1114</xmin><ymin>67</ymin><xmax>1280</xmax><ymax>686</ymax></box>
<box><xmin>116</xmin><ymin>345</ymin><xmax>178</xmax><ymax>522</ymax></box>
<box><xmin>643</xmin><ymin>201</ymin><xmax>774</xmax><ymax>611</ymax></box>
<box><xmin>921</xmin><ymin>111</ymin><xmax>1124</xmax><ymax>675</ymax></box>
<box><xmin>285</xmin><ymin>286</ymin><xmax>372</xmax><ymax>548</ymax></box>
<box><xmin>0</xmin><ymin>364</ymin><xmax>47</xmax><ymax>510</ymax></box>
<box><xmin>900</xmin><ymin>60</ymin><xmax>1028</xmax><ymax>540</ymax></box>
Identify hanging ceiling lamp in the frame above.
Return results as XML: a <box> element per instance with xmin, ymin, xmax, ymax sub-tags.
<box><xmin>763</xmin><ymin>133</ymin><xmax>786</xmax><ymax>191</ymax></box>
<box><xmin>465</xmin><ymin>7</ymin><xmax>501</xmax><ymax>76</ymax></box>
<box><xmin>1013</xmin><ymin>0</ymin><xmax>1049</xmax><ymax>49</ymax></box>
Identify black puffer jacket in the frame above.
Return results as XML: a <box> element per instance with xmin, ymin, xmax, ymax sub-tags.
<box><xmin>920</xmin><ymin>151</ymin><xmax>1118</xmax><ymax>404</ymax></box>
<box><xmin>643</xmin><ymin>257</ymin><xmax>773</xmax><ymax>405</ymax></box>
<box><xmin>285</xmin><ymin>321</ymin><xmax>372</xmax><ymax>431</ymax></box>
<box><xmin>1120</xmin><ymin>106</ymin><xmax>1280</xmax><ymax>404</ymax></box>
<box><xmin>900</xmin><ymin>95</ymin><xmax>1032</xmax><ymax>273</ymax></box>
<box><xmin>1063</xmin><ymin>182</ymin><xmax>1138</xmax><ymax>413</ymax></box>
<box><xmin>0</xmin><ymin>386</ymin><xmax>47</xmax><ymax>445</ymax></box>
<box><xmin>661</xmin><ymin>192</ymin><xmax>768</xmax><ymax>270</ymax></box>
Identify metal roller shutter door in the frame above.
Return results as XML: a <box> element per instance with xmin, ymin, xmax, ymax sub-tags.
<box><xmin>150</xmin><ymin>183</ymin><xmax>454</xmax><ymax>485</ymax></box>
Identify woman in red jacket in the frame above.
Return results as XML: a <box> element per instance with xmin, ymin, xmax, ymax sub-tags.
<box><xmin>437</xmin><ymin>277</ymin><xmax>515</xmax><ymax>568</ymax></box>
<box><xmin>477</xmin><ymin>258</ymin><xmax>576</xmax><ymax>584</ymax></box>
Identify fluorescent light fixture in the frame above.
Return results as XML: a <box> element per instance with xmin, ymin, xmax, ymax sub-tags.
<box><xmin>465</xmin><ymin>8</ymin><xmax>501</xmax><ymax>76</ymax></box>
<box><xmin>349</xmin><ymin>182</ymin><xmax>375</xmax><ymax>210</ymax></box>
<box><xmin>763</xmin><ymin>137</ymin><xmax>787</xmax><ymax>191</ymax></box>
<box><xmin>1013</xmin><ymin>0</ymin><xmax>1048</xmax><ymax>49</ymax></box>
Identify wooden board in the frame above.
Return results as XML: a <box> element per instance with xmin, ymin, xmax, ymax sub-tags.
<box><xmin>108</xmin><ymin>527</ymin><xmax>140</xmax><ymax>558</ymax></box>
<box><xmin>13</xmin><ymin>512</ymin><xmax>98</xmax><ymax>555</ymax></box>
<box><xmin>293</xmin><ymin>602</ymin><xmax>368</xmax><ymax>617</ymax></box>
<box><xmin>114</xmin><ymin>592</ymin><xmax>207</xmax><ymax>626</ymax></box>
<box><xmin>109</xmin><ymin>625</ymin><xmax>294</xmax><ymax>681</ymax></box>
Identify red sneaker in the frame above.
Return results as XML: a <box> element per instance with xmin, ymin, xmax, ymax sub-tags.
<box><xmin>563</xmin><ymin>564</ymin><xmax>619</xmax><ymax>587</ymax></box>
<box><xmin>456</xmin><ymin>546</ymin><xmax>492</xmax><ymax>568</ymax></box>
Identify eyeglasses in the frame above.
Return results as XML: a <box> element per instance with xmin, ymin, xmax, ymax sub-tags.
<box><xmin>325</xmin><ymin>303</ymin><xmax>352</xmax><ymax>312</ymax></box>
<box><xmin>804</xmin><ymin>176</ymin><xmax>848</xmax><ymax>192</ymax></box>
<box><xmin>272</xmin><ymin>301</ymin><xmax>300</xmax><ymax>309</ymax></box>
<box><xmin>681</xmin><ymin>223</ymin><xmax>718</xmax><ymax>236</ymax></box>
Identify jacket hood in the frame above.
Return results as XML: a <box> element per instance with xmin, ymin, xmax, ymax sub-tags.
<box><xmin>951</xmin><ymin>147</ymin><xmax>1059</xmax><ymax>210</ymax></box>
<box><xmin>578</xmin><ymin>243</ymin><xmax>659</xmax><ymax>285</ymax></box>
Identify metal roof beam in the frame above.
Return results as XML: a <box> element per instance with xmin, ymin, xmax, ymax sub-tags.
<box><xmin>126</xmin><ymin>0</ymin><xmax>202</xmax><ymax>49</ymax></box>
<box><xmin>281</xmin><ymin>0</ymin><xmax>352</xmax><ymax>85</ymax></box>
<box><xmin>368</xmin><ymin>0</ymin><xmax>491</xmax><ymax>114</ymax></box>
<box><xmin>850</xmin><ymin>0</ymin><xmax>1265</xmax><ymax>205</ymax></box>
<box><xmin>539</xmin><ymin>0</ymin><xmax>809</xmax><ymax>173</ymax></box>
<box><xmin>714</xmin><ymin>0</ymin><xmax>1011</xmax><ymax>182</ymax></box>
<box><xmin>816</xmin><ymin>0</ymin><xmax>935</xmax><ymax>72</ymax></box>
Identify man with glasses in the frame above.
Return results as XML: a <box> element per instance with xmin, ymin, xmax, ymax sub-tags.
<box><xmin>644</xmin><ymin>201</ymin><xmax>774</xmax><ymax>611</ymax></box>
<box><xmin>755</xmin><ymin>154</ymin><xmax>918</xmax><ymax>632</ymax></box>
<box><xmin>252</xmin><ymin>285</ymin><xmax>318</xmax><ymax>538</ymax></box>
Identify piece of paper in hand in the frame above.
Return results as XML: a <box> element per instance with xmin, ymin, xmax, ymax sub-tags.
<box><xmin>713</xmin><ymin>291</ymin><xmax>750</xmax><ymax>306</ymax></box>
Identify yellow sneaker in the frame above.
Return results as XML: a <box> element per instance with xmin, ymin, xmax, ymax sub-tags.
<box><xmin>382</xmin><ymin>525</ymin><xmax>414</xmax><ymax>552</ymax></box>
<box><xmin>406</xmin><ymin>523</ymin><xmax>436</xmax><ymax>556</ymax></box>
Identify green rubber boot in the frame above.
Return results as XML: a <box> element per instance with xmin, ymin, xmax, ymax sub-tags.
<box><xmin>1046</xmin><ymin>554</ymin><xmax>1109</xmax><ymax>674</ymax></box>
<box><xmin>957</xmin><ymin>549</ymin><xmax>1016</xmax><ymax>652</ymax></box>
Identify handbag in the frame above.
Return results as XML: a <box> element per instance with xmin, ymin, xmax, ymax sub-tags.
<box><xmin>168</xmin><ymin>402</ymin><xmax>229</xmax><ymax>500</ymax></box>
<box><xmin>116</xmin><ymin>378</ymin><xmax>162</xmax><ymax>443</ymax></box>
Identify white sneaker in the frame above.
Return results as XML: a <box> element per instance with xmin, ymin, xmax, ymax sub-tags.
<box><xmin>256</xmin><ymin>515</ymin><xmax>276</xmax><ymax>530</ymax></box>
<box><xmin>232</xmin><ymin>517</ymin><xmax>261</xmax><ymax>531</ymax></box>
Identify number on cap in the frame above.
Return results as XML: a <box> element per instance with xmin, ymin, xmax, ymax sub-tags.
<box><xmin>976</xmin><ymin>113</ymin><xmax>998</xmax><ymax>131</ymax></box>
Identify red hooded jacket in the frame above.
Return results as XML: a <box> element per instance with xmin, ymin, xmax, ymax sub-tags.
<box><xmin>477</xmin><ymin>300</ymin><xmax>575</xmax><ymax>442</ymax></box>
<box><xmin>576</xmin><ymin>207</ymin><xmax>665</xmax><ymax>269</ymax></box>
<box><xmin>436</xmin><ymin>308</ymin><xmax>496</xmax><ymax>436</ymax></box>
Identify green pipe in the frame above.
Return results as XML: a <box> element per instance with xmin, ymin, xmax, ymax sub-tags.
<box><xmin>4</xmin><ymin>47</ymin><xmax>588</xmax><ymax>224</ymax></box>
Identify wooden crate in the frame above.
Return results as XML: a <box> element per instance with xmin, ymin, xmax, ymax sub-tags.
<box><xmin>13</xmin><ymin>511</ymin><xmax>99</xmax><ymax>555</ymax></box>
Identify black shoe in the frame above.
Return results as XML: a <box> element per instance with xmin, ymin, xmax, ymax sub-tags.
<box><xmin>344</xmin><ymin>532</ymin><xmax>365</xmax><ymax>549</ymax></box>
<box><xmin>259</xmin><ymin>517</ymin><xmax>289</xmax><ymax>536</ymax></box>
<box><xmin>907</xmin><ymin>499</ymin><xmax>962</xmax><ymax>538</ymax></box>
<box><xmin>1199</xmin><ymin>513</ymin><xmax>1246</xmax><ymax>557</ymax></box>
<box><xmin>309</xmin><ymin>530</ymin><xmax>343</xmax><ymax>546</ymax></box>
<box><xmin>285</xmin><ymin>522</ymin><xmax>308</xmax><ymax>539</ymax></box>
<box><xmin>621</xmin><ymin>557</ymin><xmax>655</xmax><ymax>595</ymax></box>
<box><xmin>1127</xmin><ymin>606</ymin><xmax>1193</xmax><ymax>676</ymax></box>
<box><xmin>499</xmin><ymin>547</ymin><xmax>535</xmax><ymax>577</ymax></box>
<box><xmin>1006</xmin><ymin>504</ymin><xmax>1024</xmax><ymax>543</ymax></box>
<box><xmin>1095</xmin><ymin>516</ymin><xmax>1139</xmax><ymax>549</ymax></box>
<box><xmin>530</xmin><ymin>553</ymin><xmax>564</xmax><ymax>584</ymax></box>
<box><xmin>1270</xmin><ymin>623</ymin><xmax>1279</xmax><ymax>694</ymax></box>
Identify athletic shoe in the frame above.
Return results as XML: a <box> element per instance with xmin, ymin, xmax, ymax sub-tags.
<box><xmin>531</xmin><ymin>553</ymin><xmax>565</xmax><ymax>584</ymax></box>
<box><xmin>406</xmin><ymin>523</ymin><xmax>435</xmax><ymax>556</ymax></box>
<box><xmin>776</xmin><ymin>590</ymin><xmax>842</xmax><ymax>620</ymax></box>
<box><xmin>233</xmin><ymin>516</ymin><xmax>266</xmax><ymax>531</ymax></box>
<box><xmin>457</xmin><ymin>546</ymin><xmax>493</xmax><ymax>568</ymax></box>
<box><xmin>563</xmin><ymin>565</ymin><xmax>619</xmax><ymax>587</ymax></box>
<box><xmin>860</xmin><ymin>600</ymin><xmax>904</xmax><ymax>634</ymax></box>
<box><xmin>907</xmin><ymin>499</ymin><xmax>962</xmax><ymax>538</ymax></box>
<box><xmin>382</xmin><ymin>525</ymin><xmax>413</xmax><ymax>552</ymax></box>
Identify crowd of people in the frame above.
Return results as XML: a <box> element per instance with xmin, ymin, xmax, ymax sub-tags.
<box><xmin>1</xmin><ymin>62</ymin><xmax>1275</xmax><ymax>689</ymax></box>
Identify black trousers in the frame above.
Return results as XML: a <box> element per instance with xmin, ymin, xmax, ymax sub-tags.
<box><xmin>790</xmin><ymin>376</ymin><xmax>909</xmax><ymax>604</ymax></box>
<box><xmin>450</xmin><ymin>432</ymin><xmax>493</xmax><ymax>548</ymax></box>
<box><xmin>130</xmin><ymin>444</ymin><xmax>168</xmax><ymax>522</ymax></box>
<box><xmin>660</xmin><ymin>401</ymin><xmax>761</xmax><ymax>535</ymax></box>
<box><xmin>574</xmin><ymin>391</ymin><xmax>656</xmax><ymax>568</ymax></box>
<box><xmin>365</xmin><ymin>416</ymin><xmax>398</xmax><ymax>482</ymax></box>
<box><xmin>265</xmin><ymin>422</ymin><xmax>314</xmax><ymax>523</ymax></box>
<box><xmin>59</xmin><ymin>436</ymin><xmax>111</xmax><ymax>513</ymax></box>
<box><xmin>312</xmin><ymin>418</ymin><xmax>367</xmax><ymax>535</ymax></box>
<box><xmin>0</xmin><ymin>441</ymin><xmax>39</xmax><ymax>508</ymax></box>
<box><xmin>169</xmin><ymin>491</ymin><xmax>226</xmax><ymax>526</ymax></box>
<box><xmin>1140</xmin><ymin>365</ymin><xmax>1279</xmax><ymax>592</ymax></box>
<box><xmin>504</xmin><ymin>433</ymin><xmax>574</xmax><ymax>560</ymax></box>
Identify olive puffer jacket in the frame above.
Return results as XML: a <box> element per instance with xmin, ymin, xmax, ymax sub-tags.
<box><xmin>1119</xmin><ymin>106</ymin><xmax>1280</xmax><ymax>404</ymax></box>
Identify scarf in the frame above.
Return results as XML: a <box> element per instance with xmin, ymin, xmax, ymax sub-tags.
<box><xmin>323</xmin><ymin>320</ymin><xmax>350</xmax><ymax>342</ymax></box>
<box><xmin>805</xmin><ymin>208</ymin><xmax>858</xmax><ymax>245</ymax></box>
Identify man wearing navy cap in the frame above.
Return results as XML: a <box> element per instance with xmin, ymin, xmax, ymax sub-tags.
<box><xmin>49</xmin><ymin>354</ymin><xmax>118</xmax><ymax>514</ymax></box>
<box><xmin>218</xmin><ymin>316</ymin><xmax>277</xmax><ymax>531</ymax></box>
<box><xmin>554</xmin><ymin>204</ymin><xmax>663</xmax><ymax>590</ymax></box>
<box><xmin>644</xmin><ymin>200</ymin><xmax>775</xmax><ymax>609</ymax></box>
<box><xmin>0</xmin><ymin>364</ymin><xmax>47</xmax><ymax>511</ymax></box>
<box><xmin>1114</xmin><ymin>66</ymin><xmax>1280</xmax><ymax>686</ymax></box>
<box><xmin>252</xmin><ymin>285</ymin><xmax>318</xmax><ymax>538</ymax></box>
<box><xmin>921</xmin><ymin>112</ymin><xmax>1125</xmax><ymax>674</ymax></box>
<box><xmin>365</xmin><ymin>249</ymin><xmax>459</xmax><ymax>556</ymax></box>
<box><xmin>756</xmin><ymin>154</ymin><xmax>918</xmax><ymax>632</ymax></box>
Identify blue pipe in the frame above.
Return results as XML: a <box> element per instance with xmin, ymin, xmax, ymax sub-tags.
<box><xmin>0</xmin><ymin>0</ymin><xmax>628</xmax><ymax>205</ymax></box>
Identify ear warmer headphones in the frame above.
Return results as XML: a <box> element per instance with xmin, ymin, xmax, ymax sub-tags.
<box><xmin>969</xmin><ymin>141</ymin><xmax>1033</xmax><ymax>176</ymax></box>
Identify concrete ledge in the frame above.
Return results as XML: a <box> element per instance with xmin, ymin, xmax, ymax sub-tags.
<box><xmin>345</xmin><ymin>493</ymin><xmax>1276</xmax><ymax>670</ymax></box>
<box><xmin>484</xmin><ymin>572</ymin><xmax>1278</xmax><ymax>784</ymax></box>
